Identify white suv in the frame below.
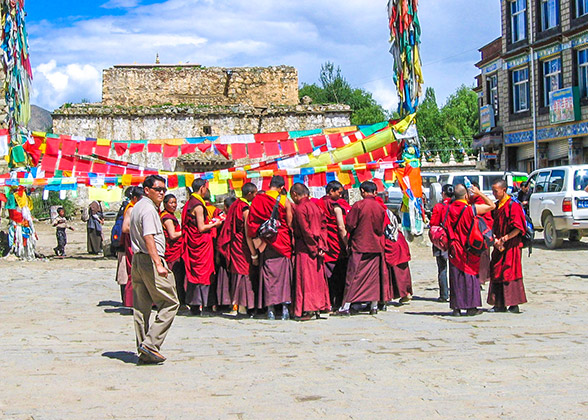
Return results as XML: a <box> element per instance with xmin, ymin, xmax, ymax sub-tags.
<box><xmin>528</xmin><ymin>165</ymin><xmax>588</xmax><ymax>249</ymax></box>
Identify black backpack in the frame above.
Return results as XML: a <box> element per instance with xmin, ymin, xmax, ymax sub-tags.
<box><xmin>257</xmin><ymin>197</ymin><xmax>282</xmax><ymax>240</ymax></box>
<box><xmin>110</xmin><ymin>202</ymin><xmax>128</xmax><ymax>252</ymax></box>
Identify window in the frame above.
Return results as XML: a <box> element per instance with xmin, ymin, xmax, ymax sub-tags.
<box><xmin>512</xmin><ymin>67</ymin><xmax>529</xmax><ymax>113</ymax></box>
<box><xmin>487</xmin><ymin>74</ymin><xmax>499</xmax><ymax>118</ymax></box>
<box><xmin>547</xmin><ymin>169</ymin><xmax>566</xmax><ymax>192</ymax></box>
<box><xmin>535</xmin><ymin>171</ymin><xmax>551</xmax><ymax>192</ymax></box>
<box><xmin>527</xmin><ymin>173</ymin><xmax>538</xmax><ymax>193</ymax></box>
<box><xmin>576</xmin><ymin>0</ymin><xmax>588</xmax><ymax>17</ymax></box>
<box><xmin>452</xmin><ymin>175</ymin><xmax>480</xmax><ymax>187</ymax></box>
<box><xmin>542</xmin><ymin>57</ymin><xmax>562</xmax><ymax>106</ymax></box>
<box><xmin>482</xmin><ymin>175</ymin><xmax>504</xmax><ymax>191</ymax></box>
<box><xmin>511</xmin><ymin>0</ymin><xmax>527</xmax><ymax>43</ymax></box>
<box><xmin>574</xmin><ymin>169</ymin><xmax>588</xmax><ymax>190</ymax></box>
<box><xmin>578</xmin><ymin>49</ymin><xmax>588</xmax><ymax>98</ymax></box>
<box><xmin>540</xmin><ymin>0</ymin><xmax>559</xmax><ymax>31</ymax></box>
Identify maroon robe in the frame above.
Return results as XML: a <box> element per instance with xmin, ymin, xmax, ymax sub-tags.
<box><xmin>342</xmin><ymin>196</ymin><xmax>387</xmax><ymax>304</ymax></box>
<box><xmin>160</xmin><ymin>210</ymin><xmax>183</xmax><ymax>269</ymax></box>
<box><xmin>488</xmin><ymin>197</ymin><xmax>527</xmax><ymax>307</ymax></box>
<box><xmin>471</xmin><ymin>195</ymin><xmax>493</xmax><ymax>284</ymax></box>
<box><xmin>446</xmin><ymin>200</ymin><xmax>482</xmax><ymax>310</ymax></box>
<box><xmin>384</xmin><ymin>232</ymin><xmax>413</xmax><ymax>299</ymax></box>
<box><xmin>292</xmin><ymin>197</ymin><xmax>330</xmax><ymax>317</ymax></box>
<box><xmin>218</xmin><ymin>199</ymin><xmax>256</xmax><ymax>309</ymax></box>
<box><xmin>182</xmin><ymin>196</ymin><xmax>215</xmax><ymax>286</ymax></box>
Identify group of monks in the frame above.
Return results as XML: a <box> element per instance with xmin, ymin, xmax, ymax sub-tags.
<box><xmin>430</xmin><ymin>180</ymin><xmax>527</xmax><ymax>316</ymax></box>
<box><xmin>116</xmin><ymin>174</ymin><xmax>527</xmax><ymax>320</ymax></box>
<box><xmin>118</xmin><ymin>175</ymin><xmax>414</xmax><ymax>321</ymax></box>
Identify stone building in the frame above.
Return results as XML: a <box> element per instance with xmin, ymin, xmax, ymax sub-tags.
<box><xmin>52</xmin><ymin>64</ymin><xmax>351</xmax><ymax>140</ymax></box>
<box><xmin>474</xmin><ymin>0</ymin><xmax>588</xmax><ymax>172</ymax></box>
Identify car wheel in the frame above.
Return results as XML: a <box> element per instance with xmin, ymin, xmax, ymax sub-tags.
<box><xmin>543</xmin><ymin>215</ymin><xmax>563</xmax><ymax>249</ymax></box>
<box><xmin>569</xmin><ymin>230</ymin><xmax>582</xmax><ymax>242</ymax></box>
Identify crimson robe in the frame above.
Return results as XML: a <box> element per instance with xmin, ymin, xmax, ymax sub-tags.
<box><xmin>343</xmin><ymin>196</ymin><xmax>387</xmax><ymax>303</ymax></box>
<box><xmin>488</xmin><ymin>197</ymin><xmax>528</xmax><ymax>307</ymax></box>
<box><xmin>182</xmin><ymin>196</ymin><xmax>214</xmax><ymax>285</ymax></box>
<box><xmin>470</xmin><ymin>195</ymin><xmax>493</xmax><ymax>284</ymax></box>
<box><xmin>218</xmin><ymin>199</ymin><xmax>252</xmax><ymax>276</ymax></box>
<box><xmin>313</xmin><ymin>196</ymin><xmax>350</xmax><ymax>263</ymax></box>
<box><xmin>292</xmin><ymin>197</ymin><xmax>330</xmax><ymax>317</ymax></box>
<box><xmin>446</xmin><ymin>200</ymin><xmax>479</xmax><ymax>275</ymax></box>
<box><xmin>160</xmin><ymin>210</ymin><xmax>183</xmax><ymax>269</ymax></box>
<box><xmin>247</xmin><ymin>193</ymin><xmax>292</xmax><ymax>258</ymax></box>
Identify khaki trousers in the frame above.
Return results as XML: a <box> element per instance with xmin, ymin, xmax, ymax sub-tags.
<box><xmin>131</xmin><ymin>253</ymin><xmax>179</xmax><ymax>352</ymax></box>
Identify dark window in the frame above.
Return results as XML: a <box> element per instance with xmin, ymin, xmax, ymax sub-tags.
<box><xmin>542</xmin><ymin>57</ymin><xmax>563</xmax><ymax>107</ymax></box>
<box><xmin>486</xmin><ymin>74</ymin><xmax>499</xmax><ymax>120</ymax></box>
<box><xmin>203</xmin><ymin>126</ymin><xmax>212</xmax><ymax>135</ymax></box>
<box><xmin>512</xmin><ymin>67</ymin><xmax>530</xmax><ymax>113</ymax></box>
<box><xmin>576</xmin><ymin>0</ymin><xmax>588</xmax><ymax>17</ymax></box>
<box><xmin>578</xmin><ymin>49</ymin><xmax>588</xmax><ymax>98</ymax></box>
<box><xmin>540</xmin><ymin>0</ymin><xmax>560</xmax><ymax>30</ymax></box>
<box><xmin>511</xmin><ymin>0</ymin><xmax>528</xmax><ymax>43</ymax></box>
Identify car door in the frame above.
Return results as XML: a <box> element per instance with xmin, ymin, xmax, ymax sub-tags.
<box><xmin>529</xmin><ymin>171</ymin><xmax>550</xmax><ymax>228</ymax></box>
<box><xmin>571</xmin><ymin>167</ymin><xmax>588</xmax><ymax>220</ymax></box>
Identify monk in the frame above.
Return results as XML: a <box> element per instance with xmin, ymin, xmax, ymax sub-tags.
<box><xmin>290</xmin><ymin>183</ymin><xmax>330</xmax><ymax>320</ymax></box>
<box><xmin>446</xmin><ymin>184</ymin><xmax>495</xmax><ymax>316</ymax></box>
<box><xmin>205</xmin><ymin>198</ymin><xmax>222</xmax><ymax>310</ymax></box>
<box><xmin>488</xmin><ymin>179</ymin><xmax>528</xmax><ymax>313</ymax></box>
<box><xmin>313</xmin><ymin>180</ymin><xmax>350</xmax><ymax>310</ymax></box>
<box><xmin>182</xmin><ymin>179</ymin><xmax>223</xmax><ymax>316</ymax></box>
<box><xmin>217</xmin><ymin>183</ymin><xmax>259</xmax><ymax>316</ymax></box>
<box><xmin>430</xmin><ymin>184</ymin><xmax>454</xmax><ymax>302</ymax></box>
<box><xmin>247</xmin><ymin>175</ymin><xmax>293</xmax><ymax>320</ymax></box>
<box><xmin>470</xmin><ymin>182</ymin><xmax>493</xmax><ymax>285</ymax></box>
<box><xmin>215</xmin><ymin>196</ymin><xmax>236</xmax><ymax>310</ymax></box>
<box><xmin>378</xmin><ymin>199</ymin><xmax>413</xmax><ymax>306</ymax></box>
<box><xmin>160</xmin><ymin>193</ymin><xmax>185</xmax><ymax>306</ymax></box>
<box><xmin>335</xmin><ymin>181</ymin><xmax>386</xmax><ymax>316</ymax></box>
<box><xmin>121</xmin><ymin>186</ymin><xmax>145</xmax><ymax>308</ymax></box>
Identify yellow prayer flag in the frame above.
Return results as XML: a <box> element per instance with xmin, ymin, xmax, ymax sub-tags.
<box><xmin>96</xmin><ymin>138</ymin><xmax>111</xmax><ymax>146</ymax></box>
<box><xmin>185</xmin><ymin>173</ymin><xmax>195</xmax><ymax>188</ymax></box>
<box><xmin>324</xmin><ymin>126</ymin><xmax>357</xmax><ymax>135</ymax></box>
<box><xmin>88</xmin><ymin>187</ymin><xmax>122</xmax><ymax>202</ymax></box>
<box><xmin>338</xmin><ymin>172</ymin><xmax>352</xmax><ymax>185</ymax></box>
<box><xmin>363</xmin><ymin>129</ymin><xmax>393</xmax><ymax>153</ymax></box>
<box><xmin>122</xmin><ymin>174</ymin><xmax>133</xmax><ymax>186</ymax></box>
<box><xmin>209</xmin><ymin>181</ymin><xmax>228</xmax><ymax>196</ymax></box>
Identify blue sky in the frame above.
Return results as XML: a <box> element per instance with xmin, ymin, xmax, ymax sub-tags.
<box><xmin>26</xmin><ymin>0</ymin><xmax>502</xmax><ymax>113</ymax></box>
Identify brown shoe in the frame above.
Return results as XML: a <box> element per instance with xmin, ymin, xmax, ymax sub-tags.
<box><xmin>138</xmin><ymin>345</ymin><xmax>166</xmax><ymax>363</ymax></box>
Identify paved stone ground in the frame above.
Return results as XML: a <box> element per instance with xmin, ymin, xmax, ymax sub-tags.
<box><xmin>1</xmin><ymin>221</ymin><xmax>588</xmax><ymax>419</ymax></box>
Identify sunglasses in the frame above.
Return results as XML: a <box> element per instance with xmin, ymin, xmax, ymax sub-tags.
<box><xmin>151</xmin><ymin>186</ymin><xmax>167</xmax><ymax>193</ymax></box>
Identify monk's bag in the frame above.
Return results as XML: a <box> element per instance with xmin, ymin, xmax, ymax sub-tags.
<box><xmin>509</xmin><ymin>199</ymin><xmax>535</xmax><ymax>254</ymax></box>
<box><xmin>258</xmin><ymin>197</ymin><xmax>282</xmax><ymax>240</ymax></box>
<box><xmin>429</xmin><ymin>203</ymin><xmax>451</xmax><ymax>251</ymax></box>
<box><xmin>465</xmin><ymin>205</ymin><xmax>493</xmax><ymax>256</ymax></box>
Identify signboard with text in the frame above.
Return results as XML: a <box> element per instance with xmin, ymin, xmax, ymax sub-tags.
<box><xmin>480</xmin><ymin>105</ymin><xmax>495</xmax><ymax>132</ymax></box>
<box><xmin>550</xmin><ymin>87</ymin><xmax>581</xmax><ymax>124</ymax></box>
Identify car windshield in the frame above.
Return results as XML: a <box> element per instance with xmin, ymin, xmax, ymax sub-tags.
<box><xmin>573</xmin><ymin>169</ymin><xmax>588</xmax><ymax>191</ymax></box>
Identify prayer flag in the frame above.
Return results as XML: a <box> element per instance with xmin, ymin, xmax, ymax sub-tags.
<box><xmin>163</xmin><ymin>144</ymin><xmax>179</xmax><ymax>158</ymax></box>
<box><xmin>264</xmin><ymin>142</ymin><xmax>280</xmax><ymax>157</ymax></box>
<box><xmin>280</xmin><ymin>140</ymin><xmax>296</xmax><ymax>155</ymax></box>
<box><xmin>296</xmin><ymin>137</ymin><xmax>313</xmax><ymax>154</ymax></box>
<box><xmin>114</xmin><ymin>143</ymin><xmax>128</xmax><ymax>156</ymax></box>
<box><xmin>148</xmin><ymin>144</ymin><xmax>162</xmax><ymax>153</ymax></box>
<box><xmin>231</xmin><ymin>143</ymin><xmax>247</xmax><ymax>160</ymax></box>
<box><xmin>248</xmin><ymin>143</ymin><xmax>263</xmax><ymax>159</ymax></box>
<box><xmin>129</xmin><ymin>143</ymin><xmax>145</xmax><ymax>154</ymax></box>
<box><xmin>78</xmin><ymin>140</ymin><xmax>96</xmax><ymax>156</ymax></box>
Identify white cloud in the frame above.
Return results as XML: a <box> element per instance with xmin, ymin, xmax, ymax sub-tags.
<box><xmin>27</xmin><ymin>0</ymin><xmax>502</xmax><ymax>112</ymax></box>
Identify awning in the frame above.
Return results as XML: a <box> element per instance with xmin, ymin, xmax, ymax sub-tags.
<box><xmin>472</xmin><ymin>134</ymin><xmax>503</xmax><ymax>150</ymax></box>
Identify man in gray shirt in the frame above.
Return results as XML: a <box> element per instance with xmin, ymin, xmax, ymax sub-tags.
<box><xmin>130</xmin><ymin>175</ymin><xmax>179</xmax><ymax>364</ymax></box>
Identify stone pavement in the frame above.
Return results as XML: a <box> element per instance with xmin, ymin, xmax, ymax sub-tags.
<box><xmin>1</xmin><ymin>221</ymin><xmax>588</xmax><ymax>419</ymax></box>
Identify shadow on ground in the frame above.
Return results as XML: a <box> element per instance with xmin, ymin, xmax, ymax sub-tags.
<box><xmin>102</xmin><ymin>351</ymin><xmax>138</xmax><ymax>364</ymax></box>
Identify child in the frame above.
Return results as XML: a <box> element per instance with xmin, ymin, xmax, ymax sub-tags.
<box><xmin>52</xmin><ymin>207</ymin><xmax>74</xmax><ymax>256</ymax></box>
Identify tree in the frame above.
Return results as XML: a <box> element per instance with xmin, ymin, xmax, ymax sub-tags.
<box><xmin>416</xmin><ymin>85</ymin><xmax>479</xmax><ymax>162</ymax></box>
<box><xmin>299</xmin><ymin>62</ymin><xmax>389</xmax><ymax>125</ymax></box>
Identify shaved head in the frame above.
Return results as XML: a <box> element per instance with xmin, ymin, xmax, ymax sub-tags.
<box><xmin>492</xmin><ymin>179</ymin><xmax>507</xmax><ymax>190</ymax></box>
<box><xmin>454</xmin><ymin>184</ymin><xmax>468</xmax><ymax>200</ymax></box>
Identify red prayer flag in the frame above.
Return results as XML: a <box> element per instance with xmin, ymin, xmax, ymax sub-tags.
<box><xmin>74</xmin><ymin>158</ymin><xmax>92</xmax><ymax>174</ymax></box>
<box><xmin>147</xmin><ymin>143</ymin><xmax>162</xmax><ymax>153</ymax></box>
<box><xmin>356</xmin><ymin>169</ymin><xmax>372</xmax><ymax>182</ymax></box>
<box><xmin>307</xmin><ymin>172</ymin><xmax>326</xmax><ymax>187</ymax></box>
<box><xmin>296</xmin><ymin>137</ymin><xmax>313</xmax><ymax>154</ymax></box>
<box><xmin>180</xmin><ymin>144</ymin><xmax>198</xmax><ymax>155</ymax></box>
<box><xmin>61</xmin><ymin>139</ymin><xmax>78</xmax><ymax>156</ymax></box>
<box><xmin>261</xmin><ymin>176</ymin><xmax>271</xmax><ymax>191</ymax></box>
<box><xmin>45</xmin><ymin>138</ymin><xmax>61</xmax><ymax>156</ymax></box>
<box><xmin>114</xmin><ymin>143</ymin><xmax>128</xmax><ymax>156</ymax></box>
<box><xmin>94</xmin><ymin>145</ymin><xmax>110</xmax><ymax>158</ymax></box>
<box><xmin>58</xmin><ymin>155</ymin><xmax>75</xmax><ymax>171</ymax></box>
<box><xmin>107</xmin><ymin>164</ymin><xmax>125</xmax><ymax>175</ymax></box>
<box><xmin>129</xmin><ymin>143</ymin><xmax>145</xmax><ymax>154</ymax></box>
<box><xmin>373</xmin><ymin>178</ymin><xmax>385</xmax><ymax>192</ymax></box>
<box><xmin>371</xmin><ymin>147</ymin><xmax>387</xmax><ymax>161</ymax></box>
<box><xmin>214</xmin><ymin>144</ymin><xmax>229</xmax><ymax>159</ymax></box>
<box><xmin>280</xmin><ymin>140</ymin><xmax>296</xmax><ymax>155</ymax></box>
<box><xmin>387</xmin><ymin>142</ymin><xmax>400</xmax><ymax>160</ymax></box>
<box><xmin>312</xmin><ymin>135</ymin><xmax>327</xmax><ymax>147</ymax></box>
<box><xmin>23</xmin><ymin>136</ymin><xmax>43</xmax><ymax>165</ymax></box>
<box><xmin>92</xmin><ymin>162</ymin><xmax>108</xmax><ymax>174</ymax></box>
<box><xmin>197</xmin><ymin>144</ymin><xmax>211</xmax><ymax>153</ymax></box>
<box><xmin>264</xmin><ymin>141</ymin><xmax>280</xmax><ymax>157</ymax></box>
<box><xmin>41</xmin><ymin>155</ymin><xmax>58</xmax><ymax>172</ymax></box>
<box><xmin>167</xmin><ymin>174</ymin><xmax>179</xmax><ymax>189</ymax></box>
<box><xmin>356</xmin><ymin>154</ymin><xmax>369</xmax><ymax>164</ymax></box>
<box><xmin>77</xmin><ymin>140</ymin><xmax>96</xmax><ymax>156</ymax></box>
<box><xmin>328</xmin><ymin>133</ymin><xmax>345</xmax><ymax>149</ymax></box>
<box><xmin>163</xmin><ymin>144</ymin><xmax>179</xmax><ymax>158</ymax></box>
<box><xmin>230</xmin><ymin>143</ymin><xmax>247</xmax><ymax>160</ymax></box>
<box><xmin>254</xmin><ymin>132</ymin><xmax>289</xmax><ymax>142</ymax></box>
<box><xmin>248</xmin><ymin>143</ymin><xmax>263</xmax><ymax>158</ymax></box>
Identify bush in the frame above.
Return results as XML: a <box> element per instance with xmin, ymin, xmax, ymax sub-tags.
<box><xmin>31</xmin><ymin>191</ymin><xmax>77</xmax><ymax>220</ymax></box>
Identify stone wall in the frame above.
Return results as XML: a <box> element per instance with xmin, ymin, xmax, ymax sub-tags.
<box><xmin>101</xmin><ymin>65</ymin><xmax>299</xmax><ymax>108</ymax></box>
<box><xmin>52</xmin><ymin>103</ymin><xmax>352</xmax><ymax>140</ymax></box>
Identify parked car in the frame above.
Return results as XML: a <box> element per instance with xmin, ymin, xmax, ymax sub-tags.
<box><xmin>429</xmin><ymin>171</ymin><xmax>528</xmax><ymax>207</ymax></box>
<box><xmin>527</xmin><ymin>165</ymin><xmax>588</xmax><ymax>249</ymax></box>
<box><xmin>381</xmin><ymin>172</ymin><xmax>439</xmax><ymax>215</ymax></box>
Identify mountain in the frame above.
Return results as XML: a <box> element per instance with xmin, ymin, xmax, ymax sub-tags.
<box><xmin>28</xmin><ymin>105</ymin><xmax>53</xmax><ymax>132</ymax></box>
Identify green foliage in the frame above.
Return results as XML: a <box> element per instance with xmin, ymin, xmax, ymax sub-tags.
<box><xmin>31</xmin><ymin>191</ymin><xmax>77</xmax><ymax>220</ymax></box>
<box><xmin>416</xmin><ymin>85</ymin><xmax>479</xmax><ymax>162</ymax></box>
<box><xmin>299</xmin><ymin>62</ymin><xmax>389</xmax><ymax>125</ymax></box>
